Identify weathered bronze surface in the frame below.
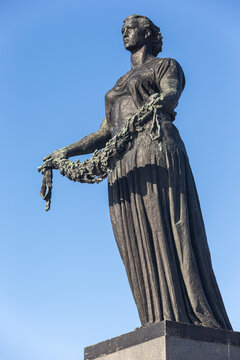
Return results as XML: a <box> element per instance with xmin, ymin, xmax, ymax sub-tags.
<box><xmin>39</xmin><ymin>15</ymin><xmax>232</xmax><ymax>330</ymax></box>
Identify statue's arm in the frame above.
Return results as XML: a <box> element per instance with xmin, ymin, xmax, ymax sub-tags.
<box><xmin>43</xmin><ymin>117</ymin><xmax>111</xmax><ymax>162</ymax></box>
<box><xmin>155</xmin><ymin>58</ymin><xmax>185</xmax><ymax>113</ymax></box>
<box><xmin>65</xmin><ymin>117</ymin><xmax>111</xmax><ymax>157</ymax></box>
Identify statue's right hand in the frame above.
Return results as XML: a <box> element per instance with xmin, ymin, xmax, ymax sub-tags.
<box><xmin>38</xmin><ymin>147</ymin><xmax>69</xmax><ymax>174</ymax></box>
<box><xmin>43</xmin><ymin>147</ymin><xmax>69</xmax><ymax>162</ymax></box>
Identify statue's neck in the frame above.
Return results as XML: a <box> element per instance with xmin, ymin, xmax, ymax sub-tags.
<box><xmin>131</xmin><ymin>44</ymin><xmax>155</xmax><ymax>69</ymax></box>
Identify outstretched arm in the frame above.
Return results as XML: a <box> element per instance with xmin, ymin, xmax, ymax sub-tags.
<box><xmin>43</xmin><ymin>117</ymin><xmax>111</xmax><ymax>162</ymax></box>
<box><xmin>39</xmin><ymin>117</ymin><xmax>111</xmax><ymax>210</ymax></box>
<box><xmin>64</xmin><ymin>117</ymin><xmax>111</xmax><ymax>157</ymax></box>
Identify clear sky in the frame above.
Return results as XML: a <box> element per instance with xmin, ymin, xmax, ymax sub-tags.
<box><xmin>0</xmin><ymin>0</ymin><xmax>240</xmax><ymax>359</ymax></box>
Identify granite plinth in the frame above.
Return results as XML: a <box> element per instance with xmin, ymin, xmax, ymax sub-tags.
<box><xmin>84</xmin><ymin>321</ymin><xmax>240</xmax><ymax>360</ymax></box>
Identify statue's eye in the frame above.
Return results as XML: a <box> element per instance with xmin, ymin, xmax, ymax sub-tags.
<box><xmin>122</xmin><ymin>26</ymin><xmax>135</xmax><ymax>35</ymax></box>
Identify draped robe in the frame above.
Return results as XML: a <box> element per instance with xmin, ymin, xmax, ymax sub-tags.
<box><xmin>105</xmin><ymin>57</ymin><xmax>232</xmax><ymax>329</ymax></box>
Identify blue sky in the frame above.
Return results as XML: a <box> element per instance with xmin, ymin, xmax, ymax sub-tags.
<box><xmin>0</xmin><ymin>0</ymin><xmax>240</xmax><ymax>359</ymax></box>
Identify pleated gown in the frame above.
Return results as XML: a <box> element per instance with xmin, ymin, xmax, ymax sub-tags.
<box><xmin>105</xmin><ymin>57</ymin><xmax>232</xmax><ymax>330</ymax></box>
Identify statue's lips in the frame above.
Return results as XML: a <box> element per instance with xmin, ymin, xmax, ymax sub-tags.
<box><xmin>123</xmin><ymin>39</ymin><xmax>131</xmax><ymax>48</ymax></box>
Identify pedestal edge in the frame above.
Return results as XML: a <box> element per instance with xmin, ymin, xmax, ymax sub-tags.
<box><xmin>84</xmin><ymin>321</ymin><xmax>240</xmax><ymax>360</ymax></box>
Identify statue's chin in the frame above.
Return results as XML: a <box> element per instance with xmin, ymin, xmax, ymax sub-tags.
<box><xmin>124</xmin><ymin>43</ymin><xmax>131</xmax><ymax>50</ymax></box>
<box><xmin>124</xmin><ymin>44</ymin><xmax>135</xmax><ymax>53</ymax></box>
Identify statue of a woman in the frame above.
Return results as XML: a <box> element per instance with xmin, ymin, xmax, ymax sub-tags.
<box><xmin>40</xmin><ymin>15</ymin><xmax>232</xmax><ymax>330</ymax></box>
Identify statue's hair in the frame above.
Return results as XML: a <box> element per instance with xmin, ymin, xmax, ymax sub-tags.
<box><xmin>123</xmin><ymin>14</ymin><xmax>163</xmax><ymax>56</ymax></box>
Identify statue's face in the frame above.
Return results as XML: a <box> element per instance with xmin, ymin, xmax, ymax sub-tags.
<box><xmin>121</xmin><ymin>20</ymin><xmax>147</xmax><ymax>52</ymax></box>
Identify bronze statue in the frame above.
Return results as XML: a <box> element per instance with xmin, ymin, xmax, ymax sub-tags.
<box><xmin>39</xmin><ymin>15</ymin><xmax>232</xmax><ymax>330</ymax></box>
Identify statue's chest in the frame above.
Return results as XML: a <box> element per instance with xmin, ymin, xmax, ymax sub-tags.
<box><xmin>105</xmin><ymin>65</ymin><xmax>156</xmax><ymax>106</ymax></box>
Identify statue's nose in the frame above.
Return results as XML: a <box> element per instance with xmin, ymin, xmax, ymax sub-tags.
<box><xmin>122</xmin><ymin>29</ymin><xmax>128</xmax><ymax>38</ymax></box>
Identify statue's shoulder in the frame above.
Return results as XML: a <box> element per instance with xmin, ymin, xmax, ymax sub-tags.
<box><xmin>154</xmin><ymin>57</ymin><xmax>185</xmax><ymax>81</ymax></box>
<box><xmin>151</xmin><ymin>57</ymin><xmax>185</xmax><ymax>89</ymax></box>
<box><xmin>154</xmin><ymin>57</ymin><xmax>182</xmax><ymax>69</ymax></box>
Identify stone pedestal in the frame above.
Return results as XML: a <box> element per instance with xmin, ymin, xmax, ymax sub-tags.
<box><xmin>84</xmin><ymin>320</ymin><xmax>240</xmax><ymax>360</ymax></box>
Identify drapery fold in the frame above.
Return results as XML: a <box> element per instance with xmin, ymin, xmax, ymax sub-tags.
<box><xmin>106</xmin><ymin>57</ymin><xmax>232</xmax><ymax>330</ymax></box>
<box><xmin>108</xmin><ymin>125</ymin><xmax>232</xmax><ymax>330</ymax></box>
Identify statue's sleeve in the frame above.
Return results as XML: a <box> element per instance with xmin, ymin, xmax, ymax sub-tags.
<box><xmin>155</xmin><ymin>58</ymin><xmax>185</xmax><ymax>113</ymax></box>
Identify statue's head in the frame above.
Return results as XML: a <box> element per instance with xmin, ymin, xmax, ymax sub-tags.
<box><xmin>121</xmin><ymin>15</ymin><xmax>163</xmax><ymax>56</ymax></box>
